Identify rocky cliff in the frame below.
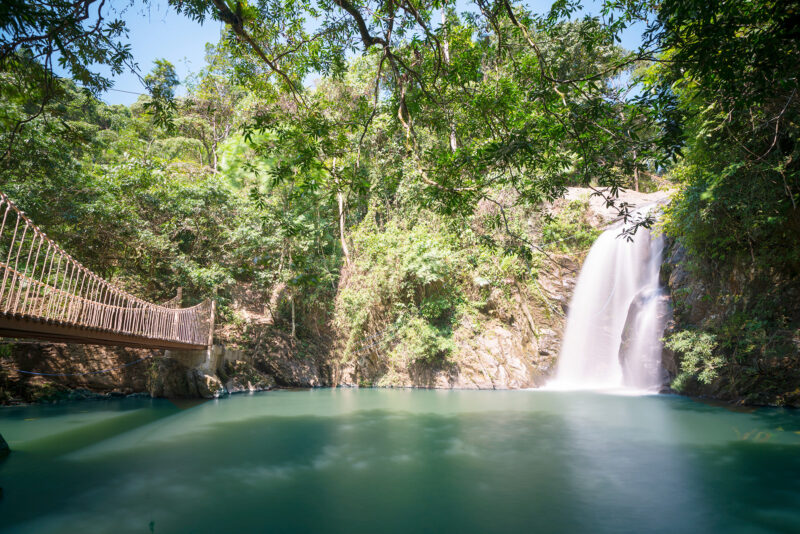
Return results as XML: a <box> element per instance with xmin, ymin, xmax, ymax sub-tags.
<box><xmin>333</xmin><ymin>257</ymin><xmax>575</xmax><ymax>389</ymax></box>
<box><xmin>0</xmin><ymin>343</ymin><xmax>155</xmax><ymax>403</ymax></box>
<box><xmin>327</xmin><ymin>188</ymin><xmax>672</xmax><ymax>390</ymax></box>
<box><xmin>661</xmin><ymin>240</ymin><xmax>800</xmax><ymax>407</ymax></box>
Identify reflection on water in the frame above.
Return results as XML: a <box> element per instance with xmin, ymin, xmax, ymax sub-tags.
<box><xmin>1</xmin><ymin>389</ymin><xmax>799</xmax><ymax>534</ymax></box>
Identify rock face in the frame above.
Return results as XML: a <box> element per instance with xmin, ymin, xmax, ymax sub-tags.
<box><xmin>259</xmin><ymin>353</ymin><xmax>323</xmax><ymax>387</ymax></box>
<box><xmin>661</xmin><ymin>239</ymin><xmax>800</xmax><ymax>407</ymax></box>
<box><xmin>336</xmin><ymin>319</ymin><xmax>553</xmax><ymax>390</ymax></box>
<box><xmin>241</xmin><ymin>326</ymin><xmax>332</xmax><ymax>387</ymax></box>
<box><xmin>0</xmin><ymin>342</ymin><xmax>157</xmax><ymax>403</ymax></box>
<box><xmin>0</xmin><ymin>432</ymin><xmax>9</xmax><ymax>459</ymax></box>
<box><xmin>221</xmin><ymin>360</ymin><xmax>276</xmax><ymax>394</ymax></box>
<box><xmin>334</xmin><ymin>228</ymin><xmax>581</xmax><ymax>389</ymax></box>
<box><xmin>662</xmin><ymin>245</ymin><xmax>714</xmax><ymax>326</ymax></box>
<box><xmin>0</xmin><ymin>343</ymin><xmax>259</xmax><ymax>402</ymax></box>
<box><xmin>439</xmin><ymin>322</ymin><xmax>552</xmax><ymax>389</ymax></box>
<box><xmin>335</xmin><ymin>268</ymin><xmax>572</xmax><ymax>389</ymax></box>
<box><xmin>0</xmin><ymin>336</ymin><xmax>289</xmax><ymax>403</ymax></box>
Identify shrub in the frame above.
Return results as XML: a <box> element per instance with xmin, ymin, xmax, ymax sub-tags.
<box><xmin>540</xmin><ymin>198</ymin><xmax>600</xmax><ymax>252</ymax></box>
<box><xmin>664</xmin><ymin>330</ymin><xmax>720</xmax><ymax>391</ymax></box>
<box><xmin>336</xmin><ymin>213</ymin><xmax>465</xmax><ymax>363</ymax></box>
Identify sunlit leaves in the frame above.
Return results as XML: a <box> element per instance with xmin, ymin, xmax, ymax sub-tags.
<box><xmin>143</xmin><ymin>60</ymin><xmax>180</xmax><ymax>130</ymax></box>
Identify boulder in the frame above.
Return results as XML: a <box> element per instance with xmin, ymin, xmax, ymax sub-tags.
<box><xmin>222</xmin><ymin>360</ymin><xmax>276</xmax><ymax>394</ymax></box>
<box><xmin>188</xmin><ymin>369</ymin><xmax>225</xmax><ymax>399</ymax></box>
<box><xmin>147</xmin><ymin>359</ymin><xmax>222</xmax><ymax>399</ymax></box>
<box><xmin>255</xmin><ymin>354</ymin><xmax>323</xmax><ymax>387</ymax></box>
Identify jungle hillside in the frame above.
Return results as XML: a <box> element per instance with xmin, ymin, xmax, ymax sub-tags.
<box><xmin>0</xmin><ymin>0</ymin><xmax>799</xmax><ymax>404</ymax></box>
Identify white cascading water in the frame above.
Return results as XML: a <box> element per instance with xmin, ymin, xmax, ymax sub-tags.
<box><xmin>548</xmin><ymin>210</ymin><xmax>668</xmax><ymax>392</ymax></box>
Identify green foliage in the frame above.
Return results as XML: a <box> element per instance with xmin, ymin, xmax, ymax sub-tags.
<box><xmin>2</xmin><ymin>0</ymin><xmax>798</xmax><ymax>400</ymax></box>
<box><xmin>541</xmin><ymin>198</ymin><xmax>601</xmax><ymax>252</ymax></box>
<box><xmin>143</xmin><ymin>59</ymin><xmax>180</xmax><ymax>130</ymax></box>
<box><xmin>655</xmin><ymin>0</ymin><xmax>800</xmax><ymax>403</ymax></box>
<box><xmin>656</xmin><ymin>0</ymin><xmax>800</xmax><ymax>119</ymax></box>
<box><xmin>0</xmin><ymin>0</ymin><xmax>132</xmax><ymax>94</ymax></box>
<box><xmin>169</xmin><ymin>0</ymin><xmax>666</xmax><ymax>226</ymax></box>
<box><xmin>0</xmin><ymin>68</ymin><xmax>278</xmax><ymax>322</ymax></box>
<box><xmin>390</xmin><ymin>316</ymin><xmax>457</xmax><ymax>364</ymax></box>
<box><xmin>664</xmin><ymin>330</ymin><xmax>720</xmax><ymax>391</ymax></box>
<box><xmin>663</xmin><ymin>154</ymin><xmax>800</xmax><ymax>271</ymax></box>
<box><xmin>336</xmin><ymin>214</ymin><xmax>467</xmax><ymax>364</ymax></box>
<box><xmin>658</xmin><ymin>0</ymin><xmax>800</xmax><ymax>273</ymax></box>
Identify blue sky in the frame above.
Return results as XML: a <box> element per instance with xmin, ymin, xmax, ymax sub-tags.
<box><xmin>95</xmin><ymin>0</ymin><xmax>644</xmax><ymax>106</ymax></box>
<box><xmin>94</xmin><ymin>1</ymin><xmax>224</xmax><ymax>106</ymax></box>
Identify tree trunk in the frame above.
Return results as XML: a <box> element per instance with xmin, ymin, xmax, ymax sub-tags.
<box><xmin>333</xmin><ymin>157</ymin><xmax>351</xmax><ymax>267</ymax></box>
<box><xmin>290</xmin><ymin>292</ymin><xmax>296</xmax><ymax>339</ymax></box>
<box><xmin>338</xmin><ymin>190</ymin><xmax>351</xmax><ymax>267</ymax></box>
<box><xmin>442</xmin><ymin>6</ymin><xmax>458</xmax><ymax>153</ymax></box>
<box><xmin>211</xmin><ymin>116</ymin><xmax>219</xmax><ymax>173</ymax></box>
<box><xmin>287</xmin><ymin>246</ymin><xmax>296</xmax><ymax>338</ymax></box>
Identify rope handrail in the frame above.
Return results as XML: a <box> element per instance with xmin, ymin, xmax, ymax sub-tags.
<box><xmin>0</xmin><ymin>192</ymin><xmax>193</xmax><ymax>312</ymax></box>
<box><xmin>0</xmin><ymin>261</ymin><xmax>208</xmax><ymax>313</ymax></box>
<box><xmin>0</xmin><ymin>191</ymin><xmax>214</xmax><ymax>348</ymax></box>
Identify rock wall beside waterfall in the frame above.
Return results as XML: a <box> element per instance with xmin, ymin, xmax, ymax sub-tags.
<box><xmin>661</xmin><ymin>239</ymin><xmax>800</xmax><ymax>407</ymax></box>
<box><xmin>334</xmin><ymin>257</ymin><xmax>576</xmax><ymax>389</ymax></box>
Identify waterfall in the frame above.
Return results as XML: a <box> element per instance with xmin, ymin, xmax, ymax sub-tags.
<box><xmin>548</xmin><ymin>211</ymin><xmax>668</xmax><ymax>392</ymax></box>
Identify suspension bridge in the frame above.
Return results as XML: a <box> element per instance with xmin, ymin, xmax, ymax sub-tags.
<box><xmin>0</xmin><ymin>191</ymin><xmax>214</xmax><ymax>351</ymax></box>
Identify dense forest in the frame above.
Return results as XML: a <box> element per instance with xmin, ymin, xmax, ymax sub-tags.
<box><xmin>1</xmin><ymin>0</ymin><xmax>798</xmax><ymax>402</ymax></box>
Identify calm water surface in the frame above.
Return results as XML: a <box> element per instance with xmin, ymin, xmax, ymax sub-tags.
<box><xmin>1</xmin><ymin>389</ymin><xmax>799</xmax><ymax>533</ymax></box>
